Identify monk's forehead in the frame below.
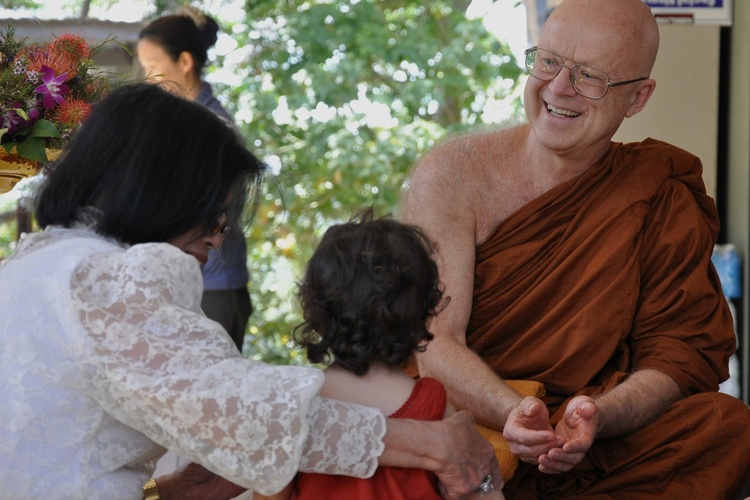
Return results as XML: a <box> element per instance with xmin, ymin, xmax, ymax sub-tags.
<box><xmin>538</xmin><ymin>0</ymin><xmax>655</xmax><ymax>77</ymax></box>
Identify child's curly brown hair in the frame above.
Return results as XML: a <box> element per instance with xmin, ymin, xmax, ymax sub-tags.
<box><xmin>293</xmin><ymin>208</ymin><xmax>448</xmax><ymax>376</ymax></box>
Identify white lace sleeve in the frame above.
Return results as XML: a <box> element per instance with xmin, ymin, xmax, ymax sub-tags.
<box><xmin>71</xmin><ymin>243</ymin><xmax>385</xmax><ymax>494</ymax></box>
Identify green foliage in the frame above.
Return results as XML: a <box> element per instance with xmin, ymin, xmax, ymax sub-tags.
<box><xmin>216</xmin><ymin>0</ymin><xmax>525</xmax><ymax>364</ymax></box>
<box><xmin>0</xmin><ymin>0</ymin><xmax>525</xmax><ymax>366</ymax></box>
<box><xmin>0</xmin><ymin>203</ymin><xmax>17</xmax><ymax>258</ymax></box>
<box><xmin>0</xmin><ymin>0</ymin><xmax>41</xmax><ymax>9</ymax></box>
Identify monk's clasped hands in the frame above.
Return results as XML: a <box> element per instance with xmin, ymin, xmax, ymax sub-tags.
<box><xmin>503</xmin><ymin>396</ymin><xmax>600</xmax><ymax>475</ymax></box>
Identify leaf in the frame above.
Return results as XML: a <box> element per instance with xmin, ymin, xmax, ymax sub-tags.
<box><xmin>27</xmin><ymin>119</ymin><xmax>62</xmax><ymax>139</ymax></box>
<box><xmin>13</xmin><ymin>108</ymin><xmax>29</xmax><ymax>121</ymax></box>
<box><xmin>16</xmin><ymin>137</ymin><xmax>49</xmax><ymax>164</ymax></box>
<box><xmin>0</xmin><ymin>141</ymin><xmax>18</xmax><ymax>154</ymax></box>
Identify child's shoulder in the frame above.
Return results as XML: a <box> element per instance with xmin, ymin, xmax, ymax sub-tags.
<box><xmin>389</xmin><ymin>377</ymin><xmax>448</xmax><ymax>420</ymax></box>
<box><xmin>320</xmin><ymin>364</ymin><xmax>417</xmax><ymax>415</ymax></box>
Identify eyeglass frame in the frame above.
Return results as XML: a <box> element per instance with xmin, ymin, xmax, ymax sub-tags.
<box><xmin>206</xmin><ymin>209</ymin><xmax>231</xmax><ymax>238</ymax></box>
<box><xmin>524</xmin><ymin>46</ymin><xmax>649</xmax><ymax>100</ymax></box>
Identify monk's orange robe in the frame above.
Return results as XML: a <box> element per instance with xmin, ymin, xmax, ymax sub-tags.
<box><xmin>467</xmin><ymin>139</ymin><xmax>750</xmax><ymax>498</ymax></box>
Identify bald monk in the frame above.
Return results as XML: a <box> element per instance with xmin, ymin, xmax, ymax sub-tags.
<box><xmin>400</xmin><ymin>0</ymin><xmax>750</xmax><ymax>497</ymax></box>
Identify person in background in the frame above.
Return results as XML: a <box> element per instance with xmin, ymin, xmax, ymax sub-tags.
<box><xmin>138</xmin><ymin>7</ymin><xmax>252</xmax><ymax>351</ymax></box>
<box><xmin>400</xmin><ymin>0</ymin><xmax>750</xmax><ymax>496</ymax></box>
<box><xmin>255</xmin><ymin>209</ymin><xmax>504</xmax><ymax>500</ymax></box>
<box><xmin>0</xmin><ymin>83</ymin><xmax>501</xmax><ymax>500</ymax></box>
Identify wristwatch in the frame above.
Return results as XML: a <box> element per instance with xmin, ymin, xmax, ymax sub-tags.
<box><xmin>143</xmin><ymin>478</ymin><xmax>159</xmax><ymax>500</ymax></box>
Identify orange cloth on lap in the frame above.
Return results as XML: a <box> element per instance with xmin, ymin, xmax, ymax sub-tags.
<box><xmin>475</xmin><ymin>380</ymin><xmax>545</xmax><ymax>482</ymax></box>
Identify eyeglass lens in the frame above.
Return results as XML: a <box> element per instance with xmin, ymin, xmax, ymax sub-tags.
<box><xmin>208</xmin><ymin>210</ymin><xmax>231</xmax><ymax>237</ymax></box>
<box><xmin>525</xmin><ymin>47</ymin><xmax>610</xmax><ymax>99</ymax></box>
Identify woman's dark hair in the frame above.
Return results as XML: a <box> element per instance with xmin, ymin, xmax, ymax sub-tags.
<box><xmin>294</xmin><ymin>208</ymin><xmax>448</xmax><ymax>376</ymax></box>
<box><xmin>138</xmin><ymin>9</ymin><xmax>219</xmax><ymax>77</ymax></box>
<box><xmin>34</xmin><ymin>82</ymin><xmax>265</xmax><ymax>244</ymax></box>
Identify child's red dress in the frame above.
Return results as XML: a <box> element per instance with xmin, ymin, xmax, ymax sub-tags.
<box><xmin>293</xmin><ymin>377</ymin><xmax>447</xmax><ymax>500</ymax></box>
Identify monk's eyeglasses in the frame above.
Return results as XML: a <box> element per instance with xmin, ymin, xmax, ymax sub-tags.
<box><xmin>524</xmin><ymin>46</ymin><xmax>649</xmax><ymax>100</ymax></box>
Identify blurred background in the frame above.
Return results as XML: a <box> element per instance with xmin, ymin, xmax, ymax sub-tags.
<box><xmin>0</xmin><ymin>0</ymin><xmax>529</xmax><ymax>365</ymax></box>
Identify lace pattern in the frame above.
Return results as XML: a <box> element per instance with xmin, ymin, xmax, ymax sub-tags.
<box><xmin>0</xmin><ymin>228</ymin><xmax>385</xmax><ymax>497</ymax></box>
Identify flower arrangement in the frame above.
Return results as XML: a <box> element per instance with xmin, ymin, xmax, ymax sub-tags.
<box><xmin>0</xmin><ymin>25</ymin><xmax>116</xmax><ymax>165</ymax></box>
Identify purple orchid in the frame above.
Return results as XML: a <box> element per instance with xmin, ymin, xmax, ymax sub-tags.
<box><xmin>1</xmin><ymin>103</ymin><xmax>41</xmax><ymax>136</ymax></box>
<box><xmin>33</xmin><ymin>65</ymin><xmax>69</xmax><ymax>109</ymax></box>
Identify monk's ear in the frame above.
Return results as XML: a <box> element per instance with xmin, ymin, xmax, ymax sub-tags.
<box><xmin>625</xmin><ymin>79</ymin><xmax>656</xmax><ymax>118</ymax></box>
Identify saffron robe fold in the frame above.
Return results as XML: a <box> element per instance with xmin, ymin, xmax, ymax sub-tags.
<box><xmin>467</xmin><ymin>139</ymin><xmax>750</xmax><ymax>498</ymax></box>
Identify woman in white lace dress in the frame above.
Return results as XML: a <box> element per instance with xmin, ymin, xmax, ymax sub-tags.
<box><xmin>0</xmin><ymin>83</ymin><xmax>500</xmax><ymax>500</ymax></box>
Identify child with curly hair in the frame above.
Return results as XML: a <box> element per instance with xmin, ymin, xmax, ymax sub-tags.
<box><xmin>255</xmin><ymin>208</ymin><xmax>503</xmax><ymax>500</ymax></box>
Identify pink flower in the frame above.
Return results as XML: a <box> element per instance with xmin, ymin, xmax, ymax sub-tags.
<box><xmin>33</xmin><ymin>65</ymin><xmax>70</xmax><ymax>109</ymax></box>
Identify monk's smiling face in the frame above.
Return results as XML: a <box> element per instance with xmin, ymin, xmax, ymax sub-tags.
<box><xmin>524</xmin><ymin>0</ymin><xmax>657</xmax><ymax>159</ymax></box>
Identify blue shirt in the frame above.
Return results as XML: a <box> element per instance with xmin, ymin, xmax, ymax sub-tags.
<box><xmin>196</xmin><ymin>82</ymin><xmax>249</xmax><ymax>291</ymax></box>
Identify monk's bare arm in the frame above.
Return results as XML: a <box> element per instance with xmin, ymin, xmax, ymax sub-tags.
<box><xmin>531</xmin><ymin>369</ymin><xmax>681</xmax><ymax>474</ymax></box>
<box><xmin>593</xmin><ymin>369</ymin><xmax>681</xmax><ymax>437</ymax></box>
<box><xmin>400</xmin><ymin>138</ymin><xmax>523</xmax><ymax>429</ymax></box>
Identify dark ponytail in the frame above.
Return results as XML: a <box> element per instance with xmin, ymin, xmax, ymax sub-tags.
<box><xmin>138</xmin><ymin>7</ymin><xmax>220</xmax><ymax>77</ymax></box>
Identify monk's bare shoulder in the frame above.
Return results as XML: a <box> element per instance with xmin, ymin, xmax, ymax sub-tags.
<box><xmin>413</xmin><ymin>126</ymin><xmax>520</xmax><ymax>181</ymax></box>
<box><xmin>401</xmin><ymin>124</ymin><xmax>528</xmax><ymax>240</ymax></box>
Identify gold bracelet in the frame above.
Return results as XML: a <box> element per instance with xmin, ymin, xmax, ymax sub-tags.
<box><xmin>143</xmin><ymin>478</ymin><xmax>159</xmax><ymax>500</ymax></box>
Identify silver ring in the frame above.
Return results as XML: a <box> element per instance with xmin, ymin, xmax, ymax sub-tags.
<box><xmin>473</xmin><ymin>474</ymin><xmax>493</xmax><ymax>496</ymax></box>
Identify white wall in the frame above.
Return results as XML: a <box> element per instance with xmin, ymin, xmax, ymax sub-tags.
<box><xmin>725</xmin><ymin>1</ymin><xmax>750</xmax><ymax>404</ymax></box>
<box><xmin>614</xmin><ymin>24</ymin><xmax>721</xmax><ymax>198</ymax></box>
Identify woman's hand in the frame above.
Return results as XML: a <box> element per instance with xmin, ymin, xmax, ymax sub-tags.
<box><xmin>433</xmin><ymin>411</ymin><xmax>503</xmax><ymax>499</ymax></box>
<box><xmin>381</xmin><ymin>410</ymin><xmax>503</xmax><ymax>499</ymax></box>
<box><xmin>156</xmin><ymin>462</ymin><xmax>247</xmax><ymax>500</ymax></box>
